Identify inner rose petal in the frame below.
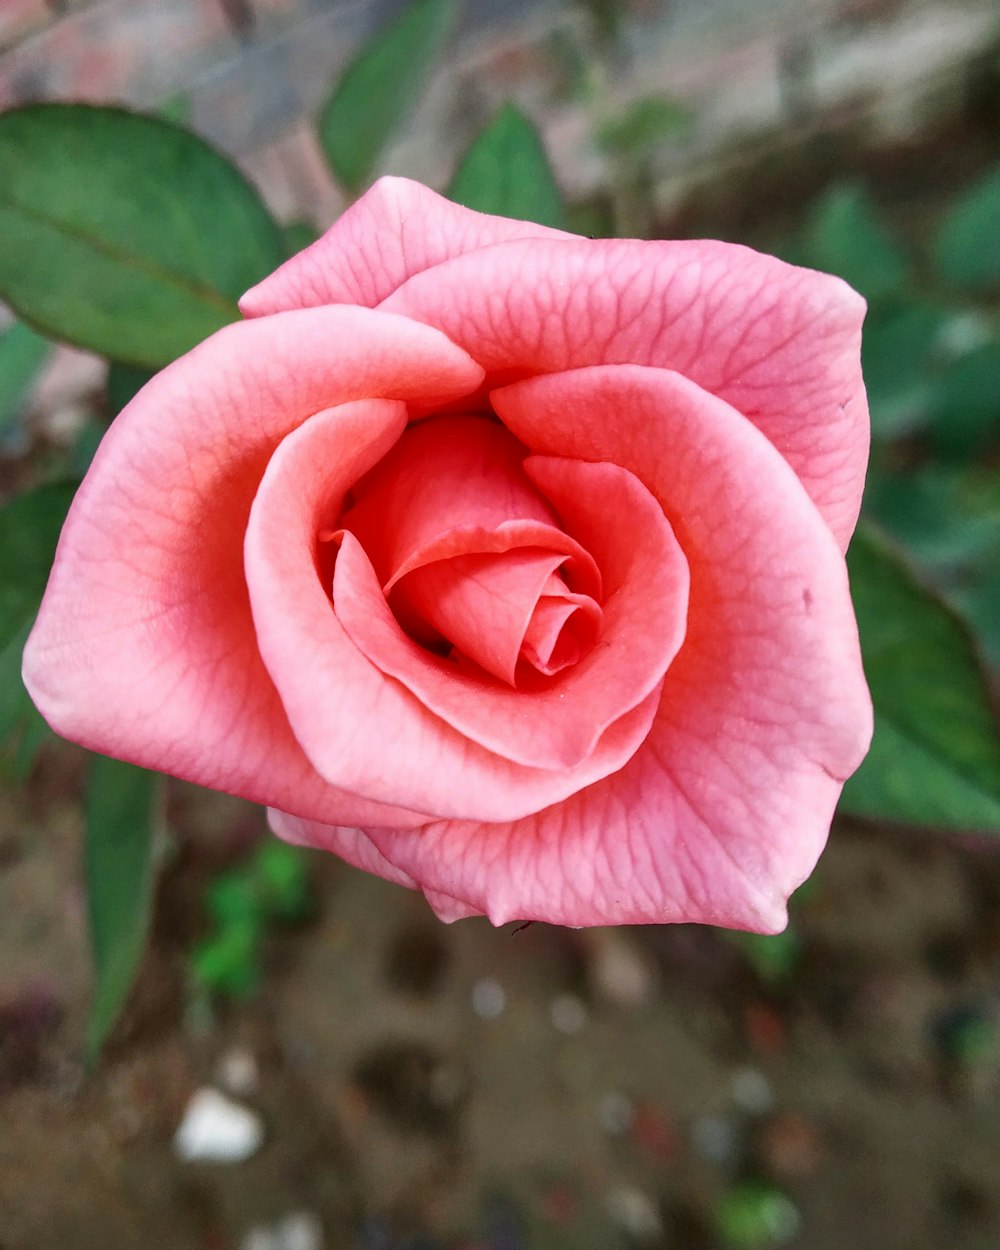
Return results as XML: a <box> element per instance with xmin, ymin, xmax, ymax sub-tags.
<box><xmin>331</xmin><ymin>454</ymin><xmax>689</xmax><ymax>770</ymax></box>
<box><xmin>338</xmin><ymin>412</ymin><xmax>604</xmax><ymax>682</ymax></box>
<box><xmin>393</xmin><ymin>547</ymin><xmax>601</xmax><ymax>687</ymax></box>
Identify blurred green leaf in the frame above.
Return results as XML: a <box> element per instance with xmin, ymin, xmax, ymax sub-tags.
<box><xmin>106</xmin><ymin>361</ymin><xmax>155</xmax><ymax>416</ymax></box>
<box><xmin>254</xmin><ymin>840</ymin><xmax>310</xmax><ymax>922</ymax></box>
<box><xmin>449</xmin><ymin>103</ymin><xmax>566</xmax><ymax>228</ymax></box>
<box><xmin>0</xmin><ymin>483</ymin><xmax>75</xmax><ymax>774</ymax></box>
<box><xmin>318</xmin><ymin>0</ymin><xmax>456</xmax><ymax>194</ymax></box>
<box><xmin>596</xmin><ymin>94</ymin><xmax>690</xmax><ymax>161</ymax></box>
<box><xmin>803</xmin><ymin>183</ymin><xmax>908</xmax><ymax>303</ymax></box>
<box><xmin>192</xmin><ymin>921</ymin><xmax>260</xmax><ymax>997</ymax></box>
<box><xmin>0</xmin><ymin>104</ymin><xmax>285</xmax><ymax>367</ymax></box>
<box><xmin>933</xmin><ymin>163</ymin><xmax>1000</xmax><ymax>291</ymax></box>
<box><xmin>717</xmin><ymin>1180</ymin><xmax>799</xmax><ymax>1249</ymax></box>
<box><xmin>0</xmin><ymin>319</ymin><xmax>50</xmax><ymax>436</ymax></box>
<box><xmin>861</xmin><ymin>300</ymin><xmax>946</xmax><ymax>440</ymax></box>
<box><xmin>925</xmin><ymin>341</ymin><xmax>1000</xmax><ymax>460</ymax></box>
<box><xmin>0</xmin><ymin>480</ymin><xmax>76</xmax><ymax>647</ymax></box>
<box><xmin>863</xmin><ymin>466</ymin><xmax>1000</xmax><ymax>572</ymax></box>
<box><xmin>283</xmin><ymin>219</ymin><xmax>320</xmax><ymax>257</ymax></box>
<box><xmin>85</xmin><ymin>756</ymin><xmax>161</xmax><ymax>1063</ymax></box>
<box><xmin>841</xmin><ymin>525</ymin><xmax>1000</xmax><ymax>830</ymax></box>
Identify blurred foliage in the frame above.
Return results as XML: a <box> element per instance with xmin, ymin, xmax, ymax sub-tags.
<box><xmin>716</xmin><ymin>1180</ymin><xmax>800</xmax><ymax>1249</ymax></box>
<box><xmin>192</xmin><ymin>840</ymin><xmax>312</xmax><ymax>999</ymax></box>
<box><xmin>449</xmin><ymin>103</ymin><xmax>567</xmax><ymax>229</ymax></box>
<box><xmin>0</xmin><ymin>105</ymin><xmax>285</xmax><ymax>367</ymax></box>
<box><xmin>85</xmin><ymin>758</ymin><xmax>161</xmax><ymax>1065</ymax></box>
<box><xmin>790</xmin><ymin>172</ymin><xmax>1000</xmax><ymax>825</ymax></box>
<box><xmin>318</xmin><ymin>0</ymin><xmax>456</xmax><ymax>196</ymax></box>
<box><xmin>0</xmin><ymin>319</ymin><xmax>50</xmax><ymax>443</ymax></box>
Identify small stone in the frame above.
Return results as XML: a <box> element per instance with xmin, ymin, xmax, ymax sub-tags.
<box><xmin>607</xmin><ymin>1186</ymin><xmax>662</xmax><ymax>1240</ymax></box>
<box><xmin>471</xmin><ymin>977</ymin><xmax>506</xmax><ymax>1020</ymax></box>
<box><xmin>242</xmin><ymin>1212</ymin><xmax>323</xmax><ymax>1250</ymax></box>
<box><xmin>598</xmin><ymin>1091</ymin><xmax>634</xmax><ymax>1136</ymax></box>
<box><xmin>730</xmin><ymin>1067</ymin><xmax>774</xmax><ymax>1114</ymax></box>
<box><xmin>174</xmin><ymin>1087</ymin><xmax>264</xmax><ymax>1163</ymax></box>
<box><xmin>216</xmin><ymin>1046</ymin><xmax>259</xmax><ymax>1097</ymax></box>
<box><xmin>550</xmin><ymin>994</ymin><xmax>587</xmax><ymax>1034</ymax></box>
<box><xmin>758</xmin><ymin>1113</ymin><xmax>823</xmax><ymax>1179</ymax></box>
<box><xmin>691</xmin><ymin>1114</ymin><xmax>739</xmax><ymax>1164</ymax></box>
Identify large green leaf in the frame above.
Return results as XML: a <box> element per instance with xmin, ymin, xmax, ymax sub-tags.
<box><xmin>0</xmin><ymin>105</ymin><xmax>285</xmax><ymax>367</ymax></box>
<box><xmin>448</xmin><ymin>103</ymin><xmax>566</xmax><ymax>229</ymax></box>
<box><xmin>0</xmin><ymin>319</ymin><xmax>50</xmax><ymax>436</ymax></box>
<box><xmin>85</xmin><ymin>756</ymin><xmax>162</xmax><ymax>1063</ymax></box>
<box><xmin>933</xmin><ymin>163</ymin><xmax>1000</xmax><ymax>291</ymax></box>
<box><xmin>841</xmin><ymin>525</ymin><xmax>1000</xmax><ymax>830</ymax></box>
<box><xmin>318</xmin><ymin>0</ymin><xmax>456</xmax><ymax>194</ymax></box>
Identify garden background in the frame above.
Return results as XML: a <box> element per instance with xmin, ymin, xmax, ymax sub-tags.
<box><xmin>2</xmin><ymin>2</ymin><xmax>1000</xmax><ymax>1248</ymax></box>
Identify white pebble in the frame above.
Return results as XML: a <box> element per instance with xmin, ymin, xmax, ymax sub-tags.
<box><xmin>550</xmin><ymin>994</ymin><xmax>588</xmax><ymax>1034</ymax></box>
<box><xmin>598</xmin><ymin>1091</ymin><xmax>634</xmax><ymax>1136</ymax></box>
<box><xmin>216</xmin><ymin>1047</ymin><xmax>259</xmax><ymax>1097</ymax></box>
<box><xmin>174</xmin><ymin>1087</ymin><xmax>264</xmax><ymax>1163</ymax></box>
<box><xmin>607</xmin><ymin>1186</ymin><xmax>662</xmax><ymax>1240</ymax></box>
<box><xmin>730</xmin><ymin>1067</ymin><xmax>774</xmax><ymax>1114</ymax></box>
<box><xmin>242</xmin><ymin>1212</ymin><xmax>324</xmax><ymax>1250</ymax></box>
<box><xmin>691</xmin><ymin>1114</ymin><xmax>738</xmax><ymax>1164</ymax></box>
<box><xmin>471</xmin><ymin>977</ymin><xmax>506</xmax><ymax>1020</ymax></box>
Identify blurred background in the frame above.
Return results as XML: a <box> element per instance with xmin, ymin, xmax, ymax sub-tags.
<box><xmin>2</xmin><ymin>1</ymin><xmax>1000</xmax><ymax>1248</ymax></box>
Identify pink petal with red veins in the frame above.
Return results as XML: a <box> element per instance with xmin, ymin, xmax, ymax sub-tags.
<box><xmin>23</xmin><ymin>307</ymin><xmax>481</xmax><ymax>827</ymax></box>
<box><xmin>269</xmin><ymin>809</ymin><xmax>419</xmax><ymax>888</ymax></box>
<box><xmin>340</xmin><ymin>415</ymin><xmax>570</xmax><ymax>585</ymax></box>
<box><xmin>392</xmin><ymin>547</ymin><xmax>577</xmax><ymax>685</ymax></box>
<box><xmin>381</xmin><ymin>236</ymin><xmax>869</xmax><ymax>550</ymax></box>
<box><xmin>239</xmin><ymin>176</ymin><xmax>573</xmax><ymax>317</ymax></box>
<box><xmin>245</xmin><ymin>402</ymin><xmax>666</xmax><ymax>812</ymax></box>
<box><xmin>351</xmin><ymin>366</ymin><xmax>872</xmax><ymax>931</ymax></box>
<box><xmin>332</xmin><ymin>454</ymin><xmax>688</xmax><ymax>769</ymax></box>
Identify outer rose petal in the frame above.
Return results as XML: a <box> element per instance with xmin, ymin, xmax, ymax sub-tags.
<box><xmin>239</xmin><ymin>176</ymin><xmax>572</xmax><ymax>317</ymax></box>
<box><xmin>381</xmin><ymin>236</ymin><xmax>869</xmax><ymax>549</ymax></box>
<box><xmin>268</xmin><ymin>809</ymin><xmax>479</xmax><ymax>921</ymax></box>
<box><xmin>314</xmin><ymin>366</ymin><xmax>872</xmax><ymax>931</ymax></box>
<box><xmin>245</xmin><ymin>401</ymin><xmax>665</xmax><ymax>820</ymax></box>
<box><xmin>22</xmin><ymin>308</ymin><xmax>482</xmax><ymax>826</ymax></box>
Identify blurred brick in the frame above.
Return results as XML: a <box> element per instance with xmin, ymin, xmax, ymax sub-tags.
<box><xmin>0</xmin><ymin>0</ymin><xmax>51</xmax><ymax>54</ymax></box>
<box><xmin>0</xmin><ymin>0</ymin><xmax>234</xmax><ymax>111</ymax></box>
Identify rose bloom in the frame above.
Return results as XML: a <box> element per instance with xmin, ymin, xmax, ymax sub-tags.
<box><xmin>24</xmin><ymin>178</ymin><xmax>872</xmax><ymax>931</ymax></box>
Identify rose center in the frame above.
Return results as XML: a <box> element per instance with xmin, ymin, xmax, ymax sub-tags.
<box><xmin>333</xmin><ymin>414</ymin><xmax>604</xmax><ymax>688</ymax></box>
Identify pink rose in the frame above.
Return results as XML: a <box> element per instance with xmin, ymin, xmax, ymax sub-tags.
<box><xmin>24</xmin><ymin>178</ymin><xmax>872</xmax><ymax>931</ymax></box>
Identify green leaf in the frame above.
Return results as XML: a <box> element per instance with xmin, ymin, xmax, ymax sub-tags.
<box><xmin>803</xmin><ymin>183</ymin><xmax>908</xmax><ymax>302</ymax></box>
<box><xmin>0</xmin><ymin>480</ymin><xmax>76</xmax><ymax>647</ymax></box>
<box><xmin>318</xmin><ymin>0</ymin><xmax>456</xmax><ymax>194</ymax></box>
<box><xmin>449</xmin><ymin>103</ymin><xmax>566</xmax><ymax>228</ymax></box>
<box><xmin>106</xmin><ymin>361</ymin><xmax>156</xmax><ymax>416</ymax></box>
<box><xmin>0</xmin><ymin>104</ymin><xmax>285</xmax><ymax>368</ymax></box>
<box><xmin>926</xmin><ymin>341</ymin><xmax>1000</xmax><ymax>460</ymax></box>
<box><xmin>595</xmin><ymin>94</ymin><xmax>691</xmax><ymax>161</ymax></box>
<box><xmin>841</xmin><ymin>525</ymin><xmax>1000</xmax><ymax>830</ymax></box>
<box><xmin>933</xmin><ymin>163</ymin><xmax>1000</xmax><ymax>291</ymax></box>
<box><xmin>85</xmin><ymin>756</ymin><xmax>161</xmax><ymax>1063</ymax></box>
<box><xmin>0</xmin><ymin>318</ymin><xmax>50</xmax><ymax>436</ymax></box>
<box><xmin>861</xmin><ymin>300</ymin><xmax>947</xmax><ymax>440</ymax></box>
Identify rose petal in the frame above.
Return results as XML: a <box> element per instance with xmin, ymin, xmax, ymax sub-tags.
<box><xmin>239</xmin><ymin>176</ymin><xmax>573</xmax><ymax>317</ymax></box>
<box><xmin>332</xmin><ymin>455</ymin><xmax>688</xmax><ymax>769</ymax></box>
<box><xmin>392</xmin><ymin>547</ymin><xmax>582</xmax><ymax>685</ymax></box>
<box><xmin>245</xmin><ymin>404</ymin><xmax>668</xmax><ymax>809</ymax></box>
<box><xmin>348</xmin><ymin>366</ymin><xmax>872</xmax><ymax>930</ymax></box>
<box><xmin>382</xmin><ymin>236</ymin><xmax>869</xmax><ymax>549</ymax></box>
<box><xmin>22</xmin><ymin>307</ymin><xmax>481</xmax><ymax>825</ymax></box>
